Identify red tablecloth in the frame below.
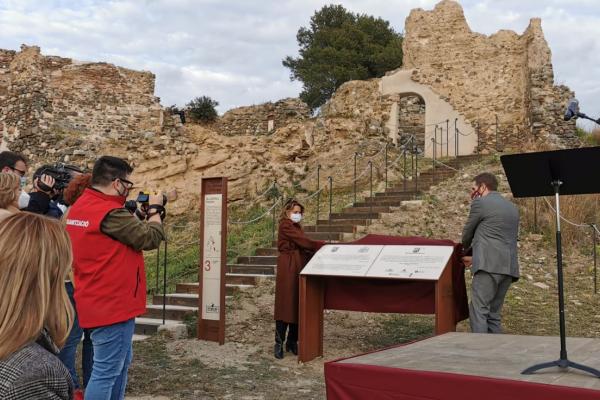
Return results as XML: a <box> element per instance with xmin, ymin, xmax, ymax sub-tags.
<box><xmin>322</xmin><ymin>234</ymin><xmax>469</xmax><ymax>323</ymax></box>
<box><xmin>325</xmin><ymin>349</ymin><xmax>599</xmax><ymax>400</ymax></box>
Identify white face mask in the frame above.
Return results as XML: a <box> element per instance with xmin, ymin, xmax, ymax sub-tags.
<box><xmin>290</xmin><ymin>213</ymin><xmax>302</xmax><ymax>223</ymax></box>
<box><xmin>18</xmin><ymin>191</ymin><xmax>30</xmax><ymax>209</ymax></box>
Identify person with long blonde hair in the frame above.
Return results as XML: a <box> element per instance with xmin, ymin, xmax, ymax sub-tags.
<box><xmin>0</xmin><ymin>213</ymin><xmax>74</xmax><ymax>399</ymax></box>
<box><xmin>0</xmin><ymin>172</ymin><xmax>21</xmax><ymax>221</ymax></box>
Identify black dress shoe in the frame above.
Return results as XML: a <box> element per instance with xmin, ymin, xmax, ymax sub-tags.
<box><xmin>285</xmin><ymin>341</ymin><xmax>298</xmax><ymax>355</ymax></box>
<box><xmin>274</xmin><ymin>343</ymin><xmax>284</xmax><ymax>359</ymax></box>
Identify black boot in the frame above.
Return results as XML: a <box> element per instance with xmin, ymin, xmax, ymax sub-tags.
<box><xmin>285</xmin><ymin>323</ymin><xmax>298</xmax><ymax>355</ymax></box>
<box><xmin>274</xmin><ymin>320</ymin><xmax>287</xmax><ymax>359</ymax></box>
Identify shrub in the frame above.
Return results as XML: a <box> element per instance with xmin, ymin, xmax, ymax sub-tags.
<box><xmin>186</xmin><ymin>96</ymin><xmax>219</xmax><ymax>123</ymax></box>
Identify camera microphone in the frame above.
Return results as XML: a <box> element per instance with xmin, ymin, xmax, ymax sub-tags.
<box><xmin>564</xmin><ymin>98</ymin><xmax>580</xmax><ymax>121</ymax></box>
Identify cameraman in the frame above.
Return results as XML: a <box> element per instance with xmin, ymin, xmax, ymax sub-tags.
<box><xmin>0</xmin><ymin>150</ymin><xmax>58</xmax><ymax>213</ymax></box>
<box><xmin>65</xmin><ymin>156</ymin><xmax>165</xmax><ymax>400</ymax></box>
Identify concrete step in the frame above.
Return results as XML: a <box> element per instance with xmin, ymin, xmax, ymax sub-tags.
<box><xmin>364</xmin><ymin>192</ymin><xmax>417</xmax><ymax>200</ymax></box>
<box><xmin>226</xmin><ymin>273</ymin><xmax>275</xmax><ymax>285</ymax></box>
<box><xmin>304</xmin><ymin>224</ymin><xmax>356</xmax><ymax>233</ymax></box>
<box><xmin>142</xmin><ymin>304</ymin><xmax>197</xmax><ymax>320</ymax></box>
<box><xmin>375</xmin><ymin>191</ymin><xmax>421</xmax><ymax>198</ymax></box>
<box><xmin>354</xmin><ymin>200</ymin><xmax>404</xmax><ymax>207</ymax></box>
<box><xmin>237</xmin><ymin>255</ymin><xmax>277</xmax><ymax>265</ymax></box>
<box><xmin>317</xmin><ymin>219</ymin><xmax>370</xmax><ymax>226</ymax></box>
<box><xmin>255</xmin><ymin>247</ymin><xmax>278</xmax><ymax>256</ymax></box>
<box><xmin>343</xmin><ymin>206</ymin><xmax>391</xmax><ymax>214</ymax></box>
<box><xmin>330</xmin><ymin>212</ymin><xmax>380</xmax><ymax>220</ymax></box>
<box><xmin>132</xmin><ymin>334</ymin><xmax>150</xmax><ymax>341</ymax></box>
<box><xmin>135</xmin><ymin>317</ymin><xmax>181</xmax><ymax>335</ymax></box>
<box><xmin>153</xmin><ymin>293</ymin><xmax>233</xmax><ymax>308</ymax></box>
<box><xmin>228</xmin><ymin>264</ymin><xmax>276</xmax><ymax>275</ymax></box>
<box><xmin>305</xmin><ymin>231</ymin><xmax>343</xmax><ymax>241</ymax></box>
<box><xmin>176</xmin><ymin>282</ymin><xmax>251</xmax><ymax>295</ymax></box>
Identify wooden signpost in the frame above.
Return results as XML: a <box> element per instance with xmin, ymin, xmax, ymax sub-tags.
<box><xmin>198</xmin><ymin>177</ymin><xmax>227</xmax><ymax>344</ymax></box>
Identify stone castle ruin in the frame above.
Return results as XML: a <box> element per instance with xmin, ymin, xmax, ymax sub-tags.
<box><xmin>383</xmin><ymin>0</ymin><xmax>576</xmax><ymax>155</ymax></box>
<box><xmin>0</xmin><ymin>1</ymin><xmax>579</xmax><ymax>212</ymax></box>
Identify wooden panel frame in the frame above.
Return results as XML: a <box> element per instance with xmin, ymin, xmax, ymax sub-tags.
<box><xmin>198</xmin><ymin>177</ymin><xmax>228</xmax><ymax>344</ymax></box>
<box><xmin>299</xmin><ymin>261</ymin><xmax>457</xmax><ymax>363</ymax></box>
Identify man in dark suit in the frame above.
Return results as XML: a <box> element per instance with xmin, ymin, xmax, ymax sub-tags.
<box><xmin>462</xmin><ymin>172</ymin><xmax>519</xmax><ymax>333</ymax></box>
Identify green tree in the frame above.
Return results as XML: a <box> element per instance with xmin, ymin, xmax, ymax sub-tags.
<box><xmin>186</xmin><ymin>96</ymin><xmax>219</xmax><ymax>123</ymax></box>
<box><xmin>283</xmin><ymin>4</ymin><xmax>403</xmax><ymax>110</ymax></box>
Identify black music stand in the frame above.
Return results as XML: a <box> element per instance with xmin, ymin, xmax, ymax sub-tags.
<box><xmin>501</xmin><ymin>147</ymin><xmax>600</xmax><ymax>377</ymax></box>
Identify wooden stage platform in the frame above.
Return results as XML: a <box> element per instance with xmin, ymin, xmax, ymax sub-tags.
<box><xmin>325</xmin><ymin>332</ymin><xmax>600</xmax><ymax>400</ymax></box>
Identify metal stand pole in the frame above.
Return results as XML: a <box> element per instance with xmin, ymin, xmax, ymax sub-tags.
<box><xmin>162</xmin><ymin>239</ymin><xmax>167</xmax><ymax>325</ymax></box>
<box><xmin>522</xmin><ymin>181</ymin><xmax>600</xmax><ymax>377</ymax></box>
<box><xmin>454</xmin><ymin>118</ymin><xmax>458</xmax><ymax>157</ymax></box>
<box><xmin>593</xmin><ymin>224</ymin><xmax>598</xmax><ymax>294</ymax></box>
<box><xmin>368</xmin><ymin>161</ymin><xmax>373</xmax><ymax>218</ymax></box>
<box><xmin>446</xmin><ymin>119</ymin><xmax>449</xmax><ymax>157</ymax></box>
<box><xmin>353</xmin><ymin>153</ymin><xmax>357</xmax><ymax>204</ymax></box>
<box><xmin>384</xmin><ymin>144</ymin><xmax>388</xmax><ymax>189</ymax></box>
<box><xmin>316</xmin><ymin>165</ymin><xmax>321</xmax><ymax>223</ymax></box>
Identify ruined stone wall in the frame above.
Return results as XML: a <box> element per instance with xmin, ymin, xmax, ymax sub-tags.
<box><xmin>402</xmin><ymin>0</ymin><xmax>577</xmax><ymax>152</ymax></box>
<box><xmin>0</xmin><ymin>45</ymin><xmax>188</xmax><ymax>165</ymax></box>
<box><xmin>215</xmin><ymin>98</ymin><xmax>310</xmax><ymax>136</ymax></box>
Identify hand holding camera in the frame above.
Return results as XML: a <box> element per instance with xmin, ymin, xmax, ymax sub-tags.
<box><xmin>124</xmin><ymin>191</ymin><xmax>168</xmax><ymax>222</ymax></box>
<box><xmin>34</xmin><ymin>174</ymin><xmax>56</xmax><ymax>195</ymax></box>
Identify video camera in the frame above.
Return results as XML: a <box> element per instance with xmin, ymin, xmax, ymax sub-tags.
<box><xmin>33</xmin><ymin>163</ymin><xmax>83</xmax><ymax>193</ymax></box>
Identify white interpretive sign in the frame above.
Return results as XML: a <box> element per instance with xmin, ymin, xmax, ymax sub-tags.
<box><xmin>300</xmin><ymin>244</ymin><xmax>384</xmax><ymax>277</ymax></box>
<box><xmin>201</xmin><ymin>193</ymin><xmax>222</xmax><ymax>320</ymax></box>
<box><xmin>301</xmin><ymin>244</ymin><xmax>454</xmax><ymax>280</ymax></box>
<box><xmin>366</xmin><ymin>245</ymin><xmax>454</xmax><ymax>280</ymax></box>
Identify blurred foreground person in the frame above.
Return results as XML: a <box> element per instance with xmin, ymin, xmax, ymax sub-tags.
<box><xmin>0</xmin><ymin>173</ymin><xmax>21</xmax><ymax>221</ymax></box>
<box><xmin>0</xmin><ymin>213</ymin><xmax>74</xmax><ymax>399</ymax></box>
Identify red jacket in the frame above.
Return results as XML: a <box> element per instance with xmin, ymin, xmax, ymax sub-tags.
<box><xmin>66</xmin><ymin>189</ymin><xmax>146</xmax><ymax>328</ymax></box>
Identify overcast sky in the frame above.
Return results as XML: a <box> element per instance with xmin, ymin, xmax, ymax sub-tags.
<box><xmin>0</xmin><ymin>0</ymin><xmax>599</xmax><ymax>128</ymax></box>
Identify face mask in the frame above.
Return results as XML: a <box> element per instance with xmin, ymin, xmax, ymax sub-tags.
<box><xmin>18</xmin><ymin>191</ymin><xmax>30</xmax><ymax>209</ymax></box>
<box><xmin>290</xmin><ymin>213</ymin><xmax>302</xmax><ymax>223</ymax></box>
<box><xmin>19</xmin><ymin>176</ymin><xmax>26</xmax><ymax>188</ymax></box>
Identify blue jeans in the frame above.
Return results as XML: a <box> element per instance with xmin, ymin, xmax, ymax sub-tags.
<box><xmin>58</xmin><ymin>282</ymin><xmax>94</xmax><ymax>389</ymax></box>
<box><xmin>85</xmin><ymin>318</ymin><xmax>135</xmax><ymax>400</ymax></box>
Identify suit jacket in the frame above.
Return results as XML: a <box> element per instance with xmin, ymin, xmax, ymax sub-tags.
<box><xmin>462</xmin><ymin>191</ymin><xmax>520</xmax><ymax>279</ymax></box>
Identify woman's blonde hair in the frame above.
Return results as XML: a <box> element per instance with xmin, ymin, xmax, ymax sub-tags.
<box><xmin>0</xmin><ymin>213</ymin><xmax>73</xmax><ymax>359</ymax></box>
<box><xmin>279</xmin><ymin>198</ymin><xmax>305</xmax><ymax>221</ymax></box>
<box><xmin>0</xmin><ymin>173</ymin><xmax>20</xmax><ymax>209</ymax></box>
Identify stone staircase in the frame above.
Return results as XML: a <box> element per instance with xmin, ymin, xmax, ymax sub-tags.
<box><xmin>135</xmin><ymin>154</ymin><xmax>480</xmax><ymax>335</ymax></box>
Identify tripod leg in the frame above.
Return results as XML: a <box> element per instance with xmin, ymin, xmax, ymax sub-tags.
<box><xmin>568</xmin><ymin>360</ymin><xmax>600</xmax><ymax>378</ymax></box>
<box><xmin>521</xmin><ymin>360</ymin><xmax>562</xmax><ymax>375</ymax></box>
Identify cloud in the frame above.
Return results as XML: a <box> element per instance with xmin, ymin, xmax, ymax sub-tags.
<box><xmin>0</xmin><ymin>0</ymin><xmax>599</xmax><ymax>123</ymax></box>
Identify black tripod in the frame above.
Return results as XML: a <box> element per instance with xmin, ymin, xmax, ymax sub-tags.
<box><xmin>502</xmin><ymin>148</ymin><xmax>600</xmax><ymax>378</ymax></box>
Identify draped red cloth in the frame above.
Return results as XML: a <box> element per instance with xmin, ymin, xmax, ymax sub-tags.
<box><xmin>325</xmin><ymin>343</ymin><xmax>600</xmax><ymax>400</ymax></box>
<box><xmin>321</xmin><ymin>234</ymin><xmax>469</xmax><ymax>323</ymax></box>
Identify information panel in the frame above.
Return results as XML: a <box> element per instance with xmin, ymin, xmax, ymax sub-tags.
<box><xmin>198</xmin><ymin>177</ymin><xmax>227</xmax><ymax>344</ymax></box>
<box><xmin>201</xmin><ymin>194</ymin><xmax>222</xmax><ymax>319</ymax></box>
<box><xmin>300</xmin><ymin>244</ymin><xmax>384</xmax><ymax>277</ymax></box>
<box><xmin>366</xmin><ymin>245</ymin><xmax>453</xmax><ymax>280</ymax></box>
<box><xmin>301</xmin><ymin>244</ymin><xmax>453</xmax><ymax>281</ymax></box>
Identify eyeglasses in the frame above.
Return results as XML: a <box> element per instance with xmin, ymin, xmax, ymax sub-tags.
<box><xmin>114</xmin><ymin>177</ymin><xmax>134</xmax><ymax>189</ymax></box>
<box><xmin>10</xmin><ymin>167</ymin><xmax>26</xmax><ymax>177</ymax></box>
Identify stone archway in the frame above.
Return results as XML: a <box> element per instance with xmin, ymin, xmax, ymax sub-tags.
<box><xmin>381</xmin><ymin>69</ymin><xmax>478</xmax><ymax>158</ymax></box>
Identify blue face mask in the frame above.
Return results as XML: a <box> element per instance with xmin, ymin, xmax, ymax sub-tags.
<box><xmin>290</xmin><ymin>213</ymin><xmax>302</xmax><ymax>223</ymax></box>
<box><xmin>19</xmin><ymin>176</ymin><xmax>27</xmax><ymax>188</ymax></box>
